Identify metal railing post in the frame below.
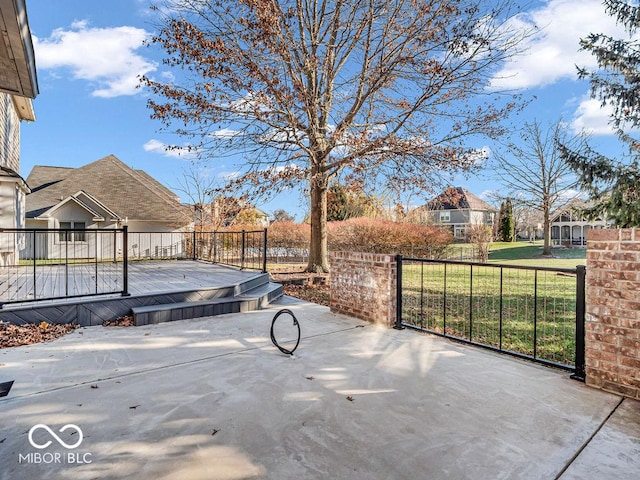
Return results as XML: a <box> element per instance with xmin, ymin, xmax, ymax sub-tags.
<box><xmin>533</xmin><ymin>269</ymin><xmax>538</xmax><ymax>359</ymax></box>
<box><xmin>241</xmin><ymin>230</ymin><xmax>246</xmax><ymax>270</ymax></box>
<box><xmin>469</xmin><ymin>264</ymin><xmax>473</xmax><ymax>341</ymax></box>
<box><xmin>394</xmin><ymin>254</ymin><xmax>405</xmax><ymax>330</ymax></box>
<box><xmin>65</xmin><ymin>234</ymin><xmax>69</xmax><ymax>297</ymax></box>
<box><xmin>193</xmin><ymin>230</ymin><xmax>197</xmax><ymax>260</ymax></box>
<box><xmin>262</xmin><ymin>228</ymin><xmax>268</xmax><ymax>273</ymax></box>
<box><xmin>571</xmin><ymin>265</ymin><xmax>586</xmax><ymax>381</ymax></box>
<box><xmin>122</xmin><ymin>226</ymin><xmax>130</xmax><ymax>296</ymax></box>
<box><xmin>95</xmin><ymin>230</ymin><xmax>98</xmax><ymax>294</ymax></box>
<box><xmin>32</xmin><ymin>230</ymin><xmax>37</xmax><ymax>300</ymax></box>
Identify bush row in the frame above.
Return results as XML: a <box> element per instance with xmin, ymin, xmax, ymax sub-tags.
<box><xmin>267</xmin><ymin>218</ymin><xmax>452</xmax><ymax>256</ymax></box>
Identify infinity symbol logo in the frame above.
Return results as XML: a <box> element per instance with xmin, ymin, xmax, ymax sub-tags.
<box><xmin>28</xmin><ymin>424</ymin><xmax>83</xmax><ymax>450</ymax></box>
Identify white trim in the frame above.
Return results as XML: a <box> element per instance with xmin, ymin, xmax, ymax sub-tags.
<box><xmin>37</xmin><ymin>196</ymin><xmax>105</xmax><ymax>220</ymax></box>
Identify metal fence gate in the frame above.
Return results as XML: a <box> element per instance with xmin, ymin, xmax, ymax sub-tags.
<box><xmin>395</xmin><ymin>255</ymin><xmax>586</xmax><ymax>381</ymax></box>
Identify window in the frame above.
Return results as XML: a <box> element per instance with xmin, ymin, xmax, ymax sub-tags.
<box><xmin>59</xmin><ymin>222</ymin><xmax>71</xmax><ymax>242</ymax></box>
<box><xmin>59</xmin><ymin>221</ymin><xmax>86</xmax><ymax>242</ymax></box>
<box><xmin>74</xmin><ymin>222</ymin><xmax>86</xmax><ymax>242</ymax></box>
<box><xmin>439</xmin><ymin>211</ymin><xmax>450</xmax><ymax>223</ymax></box>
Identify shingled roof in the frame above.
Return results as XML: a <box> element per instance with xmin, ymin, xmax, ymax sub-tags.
<box><xmin>25</xmin><ymin>155</ymin><xmax>190</xmax><ymax>223</ymax></box>
<box><xmin>427</xmin><ymin>187</ymin><xmax>495</xmax><ymax>211</ymax></box>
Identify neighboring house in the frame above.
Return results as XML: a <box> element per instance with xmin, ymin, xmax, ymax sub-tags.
<box><xmin>515</xmin><ymin>208</ymin><xmax>544</xmax><ymax>241</ymax></box>
<box><xmin>24</xmin><ymin>155</ymin><xmax>192</xmax><ymax>258</ymax></box>
<box><xmin>415</xmin><ymin>187</ymin><xmax>497</xmax><ymax>240</ymax></box>
<box><xmin>0</xmin><ymin>0</ymin><xmax>38</xmax><ymax>266</ymax></box>
<box><xmin>550</xmin><ymin>199</ymin><xmax>611</xmax><ymax>247</ymax></box>
<box><xmin>235</xmin><ymin>205</ymin><xmax>270</xmax><ymax>227</ymax></box>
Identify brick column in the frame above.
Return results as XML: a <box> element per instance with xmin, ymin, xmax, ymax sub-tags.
<box><xmin>586</xmin><ymin>228</ymin><xmax>640</xmax><ymax>399</ymax></box>
<box><xmin>329</xmin><ymin>252</ymin><xmax>397</xmax><ymax>327</ymax></box>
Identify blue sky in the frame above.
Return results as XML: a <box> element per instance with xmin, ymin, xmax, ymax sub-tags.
<box><xmin>20</xmin><ymin>0</ymin><xmax>628</xmax><ymax>220</ymax></box>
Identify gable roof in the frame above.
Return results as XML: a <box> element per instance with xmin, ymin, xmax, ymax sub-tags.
<box><xmin>25</xmin><ymin>155</ymin><xmax>189</xmax><ymax>224</ymax></box>
<box><xmin>427</xmin><ymin>187</ymin><xmax>495</xmax><ymax>212</ymax></box>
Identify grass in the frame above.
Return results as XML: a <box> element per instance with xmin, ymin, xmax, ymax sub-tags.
<box><xmin>400</xmin><ymin>259</ymin><xmax>578</xmax><ymax>367</ymax></box>
<box><xmin>487</xmin><ymin>241</ymin><xmax>586</xmax><ymax>269</ymax></box>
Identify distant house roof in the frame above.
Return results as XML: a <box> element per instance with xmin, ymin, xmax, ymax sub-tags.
<box><xmin>25</xmin><ymin>154</ymin><xmax>190</xmax><ymax>224</ymax></box>
<box><xmin>427</xmin><ymin>187</ymin><xmax>495</xmax><ymax>211</ymax></box>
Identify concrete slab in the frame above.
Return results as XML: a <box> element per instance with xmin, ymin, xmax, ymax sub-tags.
<box><xmin>0</xmin><ymin>297</ymin><xmax>636</xmax><ymax>480</ymax></box>
<box><xmin>559</xmin><ymin>397</ymin><xmax>640</xmax><ymax>479</ymax></box>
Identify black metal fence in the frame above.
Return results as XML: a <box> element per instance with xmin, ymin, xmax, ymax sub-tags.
<box><xmin>395</xmin><ymin>255</ymin><xmax>586</xmax><ymax>380</ymax></box>
<box><xmin>0</xmin><ymin>227</ymin><xmax>267</xmax><ymax>306</ymax></box>
<box><xmin>265</xmin><ymin>242</ymin><xmax>479</xmax><ymax>265</ymax></box>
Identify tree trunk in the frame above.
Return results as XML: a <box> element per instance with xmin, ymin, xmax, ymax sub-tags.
<box><xmin>307</xmin><ymin>175</ymin><xmax>330</xmax><ymax>273</ymax></box>
<box><xmin>542</xmin><ymin>203</ymin><xmax>552</xmax><ymax>256</ymax></box>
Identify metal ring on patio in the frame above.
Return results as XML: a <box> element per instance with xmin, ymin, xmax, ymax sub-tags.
<box><xmin>270</xmin><ymin>309</ymin><xmax>300</xmax><ymax>355</ymax></box>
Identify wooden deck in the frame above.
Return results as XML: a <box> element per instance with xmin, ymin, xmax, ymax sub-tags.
<box><xmin>0</xmin><ymin>261</ymin><xmax>275</xmax><ymax>326</ymax></box>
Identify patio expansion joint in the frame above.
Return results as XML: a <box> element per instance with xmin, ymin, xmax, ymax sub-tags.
<box><xmin>0</xmin><ymin>323</ymin><xmax>368</xmax><ymax>405</ymax></box>
<box><xmin>553</xmin><ymin>396</ymin><xmax>626</xmax><ymax>480</ymax></box>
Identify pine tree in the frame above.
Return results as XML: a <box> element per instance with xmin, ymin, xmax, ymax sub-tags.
<box><xmin>498</xmin><ymin>198</ymin><xmax>515</xmax><ymax>242</ymax></box>
<box><xmin>562</xmin><ymin>0</ymin><xmax>640</xmax><ymax>227</ymax></box>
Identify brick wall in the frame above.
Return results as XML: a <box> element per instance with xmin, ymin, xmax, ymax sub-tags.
<box><xmin>586</xmin><ymin>228</ymin><xmax>640</xmax><ymax>399</ymax></box>
<box><xmin>329</xmin><ymin>252</ymin><xmax>397</xmax><ymax>327</ymax></box>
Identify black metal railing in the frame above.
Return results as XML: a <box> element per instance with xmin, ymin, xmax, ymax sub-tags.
<box><xmin>0</xmin><ymin>228</ymin><xmax>128</xmax><ymax>306</ymax></box>
<box><xmin>265</xmin><ymin>242</ymin><xmax>479</xmax><ymax>266</ymax></box>
<box><xmin>0</xmin><ymin>227</ymin><xmax>268</xmax><ymax>307</ymax></box>
<box><xmin>194</xmin><ymin>230</ymin><xmax>267</xmax><ymax>272</ymax></box>
<box><xmin>395</xmin><ymin>255</ymin><xmax>586</xmax><ymax>380</ymax></box>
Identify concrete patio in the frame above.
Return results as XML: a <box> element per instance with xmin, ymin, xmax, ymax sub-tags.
<box><xmin>0</xmin><ymin>297</ymin><xmax>638</xmax><ymax>479</ymax></box>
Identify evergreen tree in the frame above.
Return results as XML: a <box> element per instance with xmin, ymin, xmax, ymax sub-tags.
<box><xmin>562</xmin><ymin>0</ymin><xmax>640</xmax><ymax>227</ymax></box>
<box><xmin>498</xmin><ymin>198</ymin><xmax>515</xmax><ymax>242</ymax></box>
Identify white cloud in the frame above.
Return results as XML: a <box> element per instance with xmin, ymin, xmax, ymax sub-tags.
<box><xmin>143</xmin><ymin>139</ymin><xmax>197</xmax><ymax>159</ymax></box>
<box><xmin>34</xmin><ymin>21</ymin><xmax>157</xmax><ymax>97</ymax></box>
<box><xmin>491</xmin><ymin>0</ymin><xmax>630</xmax><ymax>90</ymax></box>
<box><xmin>569</xmin><ymin>97</ymin><xmax>617</xmax><ymax>135</ymax></box>
<box><xmin>212</xmin><ymin>128</ymin><xmax>241</xmax><ymax>138</ymax></box>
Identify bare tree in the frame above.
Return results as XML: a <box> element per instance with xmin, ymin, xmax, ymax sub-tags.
<box><xmin>468</xmin><ymin>224</ymin><xmax>492</xmax><ymax>262</ymax></box>
<box><xmin>174</xmin><ymin>165</ymin><xmax>245</xmax><ymax>231</ymax></box>
<box><xmin>143</xmin><ymin>0</ymin><xmax>532</xmax><ymax>271</ymax></box>
<box><xmin>490</xmin><ymin>119</ymin><xmax>586</xmax><ymax>255</ymax></box>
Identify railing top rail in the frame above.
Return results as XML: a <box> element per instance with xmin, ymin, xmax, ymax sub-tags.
<box><xmin>0</xmin><ymin>228</ymin><xmax>126</xmax><ymax>233</ymax></box>
<box><xmin>400</xmin><ymin>256</ymin><xmax>581</xmax><ymax>274</ymax></box>
<box><xmin>192</xmin><ymin>229</ymin><xmax>266</xmax><ymax>234</ymax></box>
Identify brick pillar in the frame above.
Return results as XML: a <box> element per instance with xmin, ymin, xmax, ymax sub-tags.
<box><xmin>586</xmin><ymin>228</ymin><xmax>640</xmax><ymax>399</ymax></box>
<box><xmin>329</xmin><ymin>252</ymin><xmax>397</xmax><ymax>327</ymax></box>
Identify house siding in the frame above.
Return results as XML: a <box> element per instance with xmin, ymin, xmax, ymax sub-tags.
<box><xmin>0</xmin><ymin>93</ymin><xmax>20</xmax><ymax>173</ymax></box>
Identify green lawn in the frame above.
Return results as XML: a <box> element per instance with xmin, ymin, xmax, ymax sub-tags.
<box><xmin>487</xmin><ymin>241</ymin><xmax>586</xmax><ymax>269</ymax></box>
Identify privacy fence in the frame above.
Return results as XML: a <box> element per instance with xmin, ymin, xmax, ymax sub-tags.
<box><xmin>0</xmin><ymin>227</ymin><xmax>267</xmax><ymax>306</ymax></box>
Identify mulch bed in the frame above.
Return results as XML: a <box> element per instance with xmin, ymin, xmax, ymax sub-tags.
<box><xmin>102</xmin><ymin>315</ymin><xmax>134</xmax><ymax>327</ymax></box>
<box><xmin>0</xmin><ymin>321</ymin><xmax>79</xmax><ymax>349</ymax></box>
<box><xmin>271</xmin><ymin>272</ymin><xmax>331</xmax><ymax>307</ymax></box>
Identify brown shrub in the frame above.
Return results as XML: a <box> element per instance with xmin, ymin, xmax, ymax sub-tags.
<box><xmin>268</xmin><ymin>221</ymin><xmax>310</xmax><ymax>246</ymax></box>
<box><xmin>328</xmin><ymin>218</ymin><xmax>452</xmax><ymax>256</ymax></box>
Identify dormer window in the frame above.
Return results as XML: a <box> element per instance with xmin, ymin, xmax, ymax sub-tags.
<box><xmin>440</xmin><ymin>211</ymin><xmax>450</xmax><ymax>222</ymax></box>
